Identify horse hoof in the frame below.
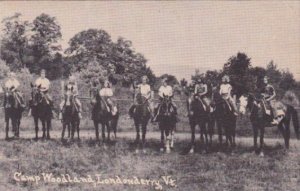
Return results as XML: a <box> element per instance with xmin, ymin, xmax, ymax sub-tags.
<box><xmin>143</xmin><ymin>149</ymin><xmax>147</xmax><ymax>154</ymax></box>
<box><xmin>189</xmin><ymin>148</ymin><xmax>194</xmax><ymax>154</ymax></box>
<box><xmin>135</xmin><ymin>149</ymin><xmax>139</xmax><ymax>154</ymax></box>
<box><xmin>166</xmin><ymin>148</ymin><xmax>171</xmax><ymax>154</ymax></box>
<box><xmin>259</xmin><ymin>152</ymin><xmax>264</xmax><ymax>157</ymax></box>
<box><xmin>160</xmin><ymin>148</ymin><xmax>164</xmax><ymax>152</ymax></box>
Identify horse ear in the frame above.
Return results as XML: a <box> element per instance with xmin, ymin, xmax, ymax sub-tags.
<box><xmin>30</xmin><ymin>82</ymin><xmax>34</xmax><ymax>88</ymax></box>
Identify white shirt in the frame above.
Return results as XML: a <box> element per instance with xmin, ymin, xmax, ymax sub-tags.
<box><xmin>219</xmin><ymin>83</ymin><xmax>232</xmax><ymax>97</ymax></box>
<box><xmin>99</xmin><ymin>88</ymin><xmax>113</xmax><ymax>97</ymax></box>
<box><xmin>159</xmin><ymin>85</ymin><xmax>173</xmax><ymax>97</ymax></box>
<box><xmin>35</xmin><ymin>77</ymin><xmax>50</xmax><ymax>91</ymax></box>
<box><xmin>5</xmin><ymin>78</ymin><xmax>20</xmax><ymax>90</ymax></box>
<box><xmin>137</xmin><ymin>84</ymin><xmax>151</xmax><ymax>97</ymax></box>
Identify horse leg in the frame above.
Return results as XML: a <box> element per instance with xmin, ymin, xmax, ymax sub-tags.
<box><xmin>61</xmin><ymin>123</ymin><xmax>66</xmax><ymax>140</ymax></box>
<box><xmin>134</xmin><ymin>122</ymin><xmax>140</xmax><ymax>144</ymax></box>
<box><xmin>170</xmin><ymin>129</ymin><xmax>174</xmax><ymax>149</ymax></box>
<box><xmin>71</xmin><ymin>121</ymin><xmax>75</xmax><ymax>141</ymax></box>
<box><xmin>107</xmin><ymin>122</ymin><xmax>111</xmax><ymax>142</ymax></box>
<box><xmin>5</xmin><ymin>119</ymin><xmax>9</xmax><ymax>140</ymax></box>
<box><xmin>46</xmin><ymin>120</ymin><xmax>51</xmax><ymax>139</ymax></box>
<box><xmin>165</xmin><ymin>127</ymin><xmax>171</xmax><ymax>154</ymax></box>
<box><xmin>190</xmin><ymin>123</ymin><xmax>196</xmax><ymax>154</ymax></box>
<box><xmin>77</xmin><ymin>121</ymin><xmax>80</xmax><ymax>140</ymax></box>
<box><xmin>101</xmin><ymin>123</ymin><xmax>106</xmax><ymax>142</ymax></box>
<box><xmin>201</xmin><ymin>122</ymin><xmax>208</xmax><ymax>153</ymax></box>
<box><xmin>208</xmin><ymin>119</ymin><xmax>214</xmax><ymax>146</ymax></box>
<box><xmin>94</xmin><ymin>121</ymin><xmax>99</xmax><ymax>141</ymax></box>
<box><xmin>253</xmin><ymin>125</ymin><xmax>258</xmax><ymax>152</ymax></box>
<box><xmin>42</xmin><ymin>120</ymin><xmax>46</xmax><ymax>139</ymax></box>
<box><xmin>67</xmin><ymin>123</ymin><xmax>71</xmax><ymax>138</ymax></box>
<box><xmin>141</xmin><ymin>122</ymin><xmax>147</xmax><ymax>153</ymax></box>
<box><xmin>160</xmin><ymin>125</ymin><xmax>165</xmax><ymax>152</ymax></box>
<box><xmin>281</xmin><ymin>122</ymin><xmax>290</xmax><ymax>149</ymax></box>
<box><xmin>34</xmin><ymin>117</ymin><xmax>39</xmax><ymax>140</ymax></box>
<box><xmin>217</xmin><ymin>120</ymin><xmax>223</xmax><ymax>145</ymax></box>
<box><xmin>259</xmin><ymin>126</ymin><xmax>265</xmax><ymax>157</ymax></box>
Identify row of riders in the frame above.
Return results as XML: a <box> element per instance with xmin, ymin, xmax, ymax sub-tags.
<box><xmin>1</xmin><ymin>69</ymin><xmax>299</xmax><ymax>155</ymax></box>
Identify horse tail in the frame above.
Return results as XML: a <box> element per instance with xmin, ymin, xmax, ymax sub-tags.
<box><xmin>286</xmin><ymin>105</ymin><xmax>299</xmax><ymax>139</ymax></box>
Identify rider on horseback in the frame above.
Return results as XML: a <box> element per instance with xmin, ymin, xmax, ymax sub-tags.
<box><xmin>3</xmin><ymin>72</ymin><xmax>25</xmax><ymax>108</ymax></box>
<box><xmin>153</xmin><ymin>78</ymin><xmax>177</xmax><ymax>121</ymax></box>
<box><xmin>99</xmin><ymin>80</ymin><xmax>117</xmax><ymax>116</ymax></box>
<box><xmin>28</xmin><ymin>69</ymin><xmax>54</xmax><ymax>117</ymax></box>
<box><xmin>187</xmin><ymin>79</ymin><xmax>196</xmax><ymax>115</ymax></box>
<box><xmin>259</xmin><ymin>76</ymin><xmax>285</xmax><ymax>125</ymax></box>
<box><xmin>129</xmin><ymin>75</ymin><xmax>153</xmax><ymax>118</ymax></box>
<box><xmin>194</xmin><ymin>78</ymin><xmax>212</xmax><ymax>113</ymax></box>
<box><xmin>59</xmin><ymin>75</ymin><xmax>82</xmax><ymax>120</ymax></box>
<box><xmin>219</xmin><ymin>75</ymin><xmax>238</xmax><ymax>116</ymax></box>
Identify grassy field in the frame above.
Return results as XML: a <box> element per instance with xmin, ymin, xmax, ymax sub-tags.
<box><xmin>0</xmin><ymin>128</ymin><xmax>300</xmax><ymax>191</ymax></box>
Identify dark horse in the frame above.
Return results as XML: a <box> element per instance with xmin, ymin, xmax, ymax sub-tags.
<box><xmin>156</xmin><ymin>95</ymin><xmax>177</xmax><ymax>153</ymax></box>
<box><xmin>212</xmin><ymin>91</ymin><xmax>237</xmax><ymax>148</ymax></box>
<box><xmin>61</xmin><ymin>93</ymin><xmax>80</xmax><ymax>141</ymax></box>
<box><xmin>239</xmin><ymin>94</ymin><xmax>299</xmax><ymax>156</ymax></box>
<box><xmin>3</xmin><ymin>88</ymin><xmax>24</xmax><ymax>139</ymax></box>
<box><xmin>30</xmin><ymin>84</ymin><xmax>52</xmax><ymax>140</ymax></box>
<box><xmin>188</xmin><ymin>97</ymin><xmax>214</xmax><ymax>154</ymax></box>
<box><xmin>130</xmin><ymin>93</ymin><xmax>151</xmax><ymax>153</ymax></box>
<box><xmin>90</xmin><ymin>88</ymin><xmax>119</xmax><ymax>143</ymax></box>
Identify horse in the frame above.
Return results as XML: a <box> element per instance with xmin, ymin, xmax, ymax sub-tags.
<box><xmin>3</xmin><ymin>87</ymin><xmax>24</xmax><ymax>139</ymax></box>
<box><xmin>90</xmin><ymin>88</ymin><xmax>119</xmax><ymax>143</ymax></box>
<box><xmin>239</xmin><ymin>93</ymin><xmax>299</xmax><ymax>156</ymax></box>
<box><xmin>188</xmin><ymin>96</ymin><xmax>214</xmax><ymax>154</ymax></box>
<box><xmin>212</xmin><ymin>91</ymin><xmax>237</xmax><ymax>148</ymax></box>
<box><xmin>156</xmin><ymin>95</ymin><xmax>177</xmax><ymax>153</ymax></box>
<box><xmin>61</xmin><ymin>92</ymin><xmax>80</xmax><ymax>141</ymax></box>
<box><xmin>30</xmin><ymin>84</ymin><xmax>52</xmax><ymax>140</ymax></box>
<box><xmin>130</xmin><ymin>93</ymin><xmax>151</xmax><ymax>153</ymax></box>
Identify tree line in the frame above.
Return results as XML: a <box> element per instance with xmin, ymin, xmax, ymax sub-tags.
<box><xmin>0</xmin><ymin>13</ymin><xmax>299</xmax><ymax>98</ymax></box>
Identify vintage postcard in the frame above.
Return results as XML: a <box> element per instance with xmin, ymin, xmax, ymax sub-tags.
<box><xmin>0</xmin><ymin>1</ymin><xmax>299</xmax><ymax>191</ymax></box>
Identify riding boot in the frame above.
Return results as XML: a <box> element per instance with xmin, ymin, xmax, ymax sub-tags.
<box><xmin>59</xmin><ymin>112</ymin><xmax>63</xmax><ymax>120</ymax></box>
<box><xmin>28</xmin><ymin>108</ymin><xmax>32</xmax><ymax>117</ymax></box>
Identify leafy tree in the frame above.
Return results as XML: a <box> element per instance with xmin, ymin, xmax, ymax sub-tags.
<box><xmin>223</xmin><ymin>52</ymin><xmax>253</xmax><ymax>97</ymax></box>
<box><xmin>0</xmin><ymin>59</ymin><xmax>10</xmax><ymax>80</ymax></box>
<box><xmin>28</xmin><ymin>13</ymin><xmax>62</xmax><ymax>75</ymax></box>
<box><xmin>0</xmin><ymin>13</ymin><xmax>31</xmax><ymax>70</ymax></box>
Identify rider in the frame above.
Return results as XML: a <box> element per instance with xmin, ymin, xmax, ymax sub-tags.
<box><xmin>259</xmin><ymin>76</ymin><xmax>284</xmax><ymax>125</ymax></box>
<box><xmin>187</xmin><ymin>80</ymin><xmax>196</xmax><ymax>115</ymax></box>
<box><xmin>129</xmin><ymin>75</ymin><xmax>153</xmax><ymax>118</ymax></box>
<box><xmin>194</xmin><ymin>78</ymin><xmax>211</xmax><ymax>112</ymax></box>
<box><xmin>99</xmin><ymin>80</ymin><xmax>117</xmax><ymax>115</ymax></box>
<box><xmin>4</xmin><ymin>72</ymin><xmax>25</xmax><ymax>108</ymax></box>
<box><xmin>59</xmin><ymin>75</ymin><xmax>82</xmax><ymax>120</ymax></box>
<box><xmin>219</xmin><ymin>75</ymin><xmax>238</xmax><ymax>116</ymax></box>
<box><xmin>153</xmin><ymin>78</ymin><xmax>177</xmax><ymax>121</ymax></box>
<box><xmin>28</xmin><ymin>69</ymin><xmax>53</xmax><ymax>117</ymax></box>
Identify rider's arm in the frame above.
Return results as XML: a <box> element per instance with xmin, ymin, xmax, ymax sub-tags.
<box><xmin>194</xmin><ymin>84</ymin><xmax>199</xmax><ymax>94</ymax></box>
<box><xmin>266</xmin><ymin>85</ymin><xmax>276</xmax><ymax>101</ymax></box>
<box><xmin>158</xmin><ymin>86</ymin><xmax>164</xmax><ymax>98</ymax></box>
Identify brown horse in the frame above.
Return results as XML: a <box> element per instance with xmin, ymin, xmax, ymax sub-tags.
<box><xmin>130</xmin><ymin>93</ymin><xmax>151</xmax><ymax>153</ymax></box>
<box><xmin>90</xmin><ymin>88</ymin><xmax>119</xmax><ymax>143</ymax></box>
<box><xmin>61</xmin><ymin>93</ymin><xmax>80</xmax><ymax>141</ymax></box>
<box><xmin>239</xmin><ymin>94</ymin><xmax>299</xmax><ymax>156</ymax></box>
<box><xmin>3</xmin><ymin>87</ymin><xmax>24</xmax><ymax>139</ymax></box>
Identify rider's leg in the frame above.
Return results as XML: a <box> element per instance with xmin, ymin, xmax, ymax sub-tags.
<box><xmin>228</xmin><ymin>97</ymin><xmax>238</xmax><ymax>116</ymax></box>
<box><xmin>202</xmin><ymin>97</ymin><xmax>211</xmax><ymax>112</ymax></box>
<box><xmin>59</xmin><ymin>100</ymin><xmax>65</xmax><ymax>120</ymax></box>
<box><xmin>75</xmin><ymin>97</ymin><xmax>82</xmax><ymax>119</ymax></box>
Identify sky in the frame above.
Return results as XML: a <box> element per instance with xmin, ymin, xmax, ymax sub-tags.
<box><xmin>0</xmin><ymin>1</ymin><xmax>299</xmax><ymax>81</ymax></box>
